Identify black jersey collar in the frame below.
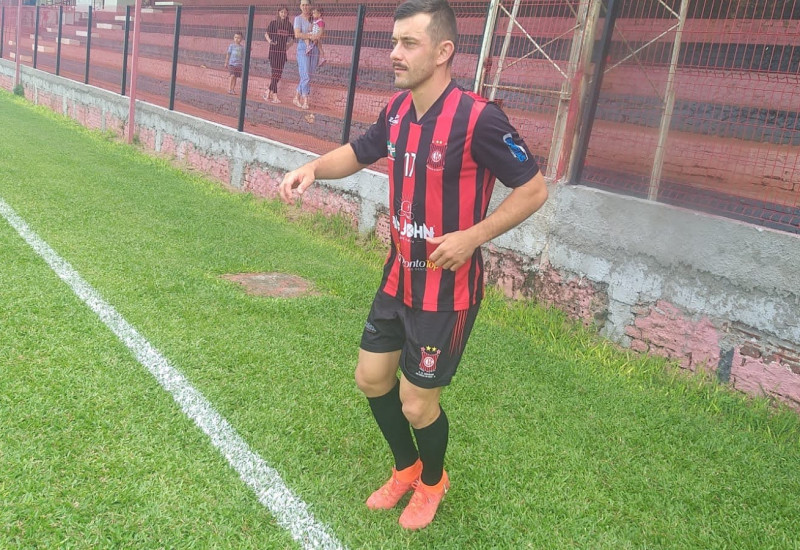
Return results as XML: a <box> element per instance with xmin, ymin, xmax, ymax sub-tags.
<box><xmin>410</xmin><ymin>80</ymin><xmax>459</xmax><ymax>124</ymax></box>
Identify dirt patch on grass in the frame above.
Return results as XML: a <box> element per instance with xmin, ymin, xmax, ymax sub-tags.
<box><xmin>221</xmin><ymin>272</ymin><xmax>319</xmax><ymax>298</ymax></box>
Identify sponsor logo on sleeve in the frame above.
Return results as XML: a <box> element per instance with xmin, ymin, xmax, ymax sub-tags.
<box><xmin>503</xmin><ymin>133</ymin><xmax>529</xmax><ymax>162</ymax></box>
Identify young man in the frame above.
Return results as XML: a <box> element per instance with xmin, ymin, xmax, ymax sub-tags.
<box><xmin>278</xmin><ymin>0</ymin><xmax>547</xmax><ymax>530</ymax></box>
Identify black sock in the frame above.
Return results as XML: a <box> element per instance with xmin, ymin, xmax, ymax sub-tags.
<box><xmin>367</xmin><ymin>381</ymin><xmax>419</xmax><ymax>471</ymax></box>
<box><xmin>413</xmin><ymin>407</ymin><xmax>449</xmax><ymax>486</ymax></box>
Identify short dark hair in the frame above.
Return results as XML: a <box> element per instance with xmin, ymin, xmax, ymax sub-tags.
<box><xmin>394</xmin><ymin>0</ymin><xmax>458</xmax><ymax>51</ymax></box>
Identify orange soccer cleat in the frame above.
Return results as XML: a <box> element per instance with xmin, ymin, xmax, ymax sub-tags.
<box><xmin>398</xmin><ymin>471</ymin><xmax>449</xmax><ymax>530</ymax></box>
<box><xmin>366</xmin><ymin>459</ymin><xmax>422</xmax><ymax>510</ymax></box>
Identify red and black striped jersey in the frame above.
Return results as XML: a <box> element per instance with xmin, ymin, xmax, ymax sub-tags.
<box><xmin>351</xmin><ymin>81</ymin><xmax>540</xmax><ymax>312</ymax></box>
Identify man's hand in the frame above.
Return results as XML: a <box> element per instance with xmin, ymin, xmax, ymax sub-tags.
<box><xmin>276</xmin><ymin>145</ymin><xmax>366</xmax><ymax>205</ymax></box>
<box><xmin>279</xmin><ymin>164</ymin><xmax>316</xmax><ymax>204</ymax></box>
<box><xmin>427</xmin><ymin>230</ymin><xmax>479</xmax><ymax>271</ymax></box>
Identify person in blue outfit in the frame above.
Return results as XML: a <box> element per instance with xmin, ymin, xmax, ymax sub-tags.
<box><xmin>292</xmin><ymin>0</ymin><xmax>317</xmax><ymax>110</ymax></box>
<box><xmin>224</xmin><ymin>31</ymin><xmax>245</xmax><ymax>95</ymax></box>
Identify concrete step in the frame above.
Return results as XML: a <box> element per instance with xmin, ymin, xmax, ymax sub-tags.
<box><xmin>75</xmin><ymin>30</ymin><xmax>100</xmax><ymax>38</ymax></box>
<box><xmin>10</xmin><ymin>52</ymin><xmax>33</xmax><ymax>63</ymax></box>
<box><xmin>97</xmin><ymin>23</ymin><xmax>123</xmax><ymax>30</ymax></box>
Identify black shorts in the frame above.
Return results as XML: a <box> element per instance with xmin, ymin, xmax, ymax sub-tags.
<box><xmin>360</xmin><ymin>291</ymin><xmax>480</xmax><ymax>388</ymax></box>
<box><xmin>229</xmin><ymin>65</ymin><xmax>242</xmax><ymax>77</ymax></box>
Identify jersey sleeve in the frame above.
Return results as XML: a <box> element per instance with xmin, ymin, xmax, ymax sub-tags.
<box><xmin>350</xmin><ymin>106</ymin><xmax>389</xmax><ymax>165</ymax></box>
<box><xmin>472</xmin><ymin>103</ymin><xmax>540</xmax><ymax>188</ymax></box>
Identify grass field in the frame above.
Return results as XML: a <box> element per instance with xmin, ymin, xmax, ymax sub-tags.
<box><xmin>1</xmin><ymin>90</ymin><xmax>799</xmax><ymax>549</ymax></box>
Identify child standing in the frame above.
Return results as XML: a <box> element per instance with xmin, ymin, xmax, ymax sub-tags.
<box><xmin>305</xmin><ymin>7</ymin><xmax>326</xmax><ymax>67</ymax></box>
<box><xmin>224</xmin><ymin>32</ymin><xmax>245</xmax><ymax>95</ymax></box>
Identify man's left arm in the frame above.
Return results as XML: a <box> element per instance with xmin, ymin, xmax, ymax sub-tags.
<box><xmin>427</xmin><ymin>171</ymin><xmax>547</xmax><ymax>271</ymax></box>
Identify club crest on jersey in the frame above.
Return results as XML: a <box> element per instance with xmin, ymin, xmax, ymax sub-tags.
<box><xmin>387</xmin><ymin>140</ymin><xmax>396</xmax><ymax>159</ymax></box>
<box><xmin>419</xmin><ymin>346</ymin><xmax>441</xmax><ymax>375</ymax></box>
<box><xmin>503</xmin><ymin>132</ymin><xmax>528</xmax><ymax>162</ymax></box>
<box><xmin>426</xmin><ymin>140</ymin><xmax>447</xmax><ymax>171</ymax></box>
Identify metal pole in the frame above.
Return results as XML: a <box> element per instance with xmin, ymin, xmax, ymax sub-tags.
<box><xmin>84</xmin><ymin>6</ymin><xmax>93</xmax><ymax>85</ymax></box>
<box><xmin>168</xmin><ymin>5</ymin><xmax>181</xmax><ymax>110</ymax></box>
<box><xmin>121</xmin><ymin>5</ymin><xmax>130</xmax><ymax>95</ymax></box>
<box><xmin>548</xmin><ymin>0</ymin><xmax>593</xmax><ymax>181</ymax></box>
<box><xmin>488</xmin><ymin>0</ymin><xmax>521</xmax><ymax>101</ymax></box>
<box><xmin>341</xmin><ymin>4</ymin><xmax>366</xmax><ymax>144</ymax></box>
<box><xmin>473</xmin><ymin>0</ymin><xmax>500</xmax><ymax>95</ymax></box>
<box><xmin>32</xmin><ymin>5</ymin><xmax>39</xmax><ymax>68</ymax></box>
<box><xmin>127</xmin><ymin>0</ymin><xmax>143</xmax><ymax>144</ymax></box>
<box><xmin>647</xmin><ymin>0</ymin><xmax>690</xmax><ymax>201</ymax></box>
<box><xmin>15</xmin><ymin>0</ymin><xmax>21</xmax><ymax>87</ymax></box>
<box><xmin>1</xmin><ymin>7</ymin><xmax>5</xmax><ymax>61</ymax></box>
<box><xmin>237</xmin><ymin>5</ymin><xmax>255</xmax><ymax>132</ymax></box>
<box><xmin>568</xmin><ymin>0</ymin><xmax>622</xmax><ymax>184</ymax></box>
<box><xmin>56</xmin><ymin>5</ymin><xmax>63</xmax><ymax>76</ymax></box>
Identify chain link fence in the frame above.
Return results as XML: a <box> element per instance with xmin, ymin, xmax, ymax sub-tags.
<box><xmin>1</xmin><ymin>0</ymin><xmax>797</xmax><ymax>233</ymax></box>
<box><xmin>580</xmin><ymin>0</ymin><xmax>799</xmax><ymax>232</ymax></box>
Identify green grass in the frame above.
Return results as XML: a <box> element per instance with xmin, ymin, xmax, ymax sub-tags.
<box><xmin>1</xmin><ymin>90</ymin><xmax>799</xmax><ymax>549</ymax></box>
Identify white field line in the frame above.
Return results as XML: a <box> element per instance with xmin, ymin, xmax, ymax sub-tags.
<box><xmin>0</xmin><ymin>197</ymin><xmax>345</xmax><ymax>550</ymax></box>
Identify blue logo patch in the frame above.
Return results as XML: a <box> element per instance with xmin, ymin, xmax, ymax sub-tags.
<box><xmin>503</xmin><ymin>133</ymin><xmax>528</xmax><ymax>162</ymax></box>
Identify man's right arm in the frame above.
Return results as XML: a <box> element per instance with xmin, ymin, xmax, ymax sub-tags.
<box><xmin>280</xmin><ymin>106</ymin><xmax>388</xmax><ymax>204</ymax></box>
<box><xmin>278</xmin><ymin>144</ymin><xmax>367</xmax><ymax>204</ymax></box>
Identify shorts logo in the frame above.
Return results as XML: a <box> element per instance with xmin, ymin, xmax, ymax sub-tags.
<box><xmin>426</xmin><ymin>140</ymin><xmax>446</xmax><ymax>171</ymax></box>
<box><xmin>503</xmin><ymin>132</ymin><xmax>529</xmax><ymax>162</ymax></box>
<box><xmin>364</xmin><ymin>321</ymin><xmax>377</xmax><ymax>334</ymax></box>
<box><xmin>419</xmin><ymin>346</ymin><xmax>441</xmax><ymax>375</ymax></box>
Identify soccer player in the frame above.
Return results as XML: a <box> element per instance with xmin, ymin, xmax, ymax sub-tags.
<box><xmin>278</xmin><ymin>0</ymin><xmax>548</xmax><ymax>530</ymax></box>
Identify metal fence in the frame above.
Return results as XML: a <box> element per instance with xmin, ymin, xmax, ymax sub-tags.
<box><xmin>578</xmin><ymin>0</ymin><xmax>800</xmax><ymax>233</ymax></box>
<box><xmin>1</xmin><ymin>0</ymin><xmax>798</xmax><ymax>234</ymax></box>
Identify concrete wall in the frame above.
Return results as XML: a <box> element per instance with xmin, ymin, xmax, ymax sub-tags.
<box><xmin>3</xmin><ymin>60</ymin><xmax>799</xmax><ymax>411</ymax></box>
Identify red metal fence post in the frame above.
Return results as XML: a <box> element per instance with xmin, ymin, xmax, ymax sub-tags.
<box><xmin>127</xmin><ymin>0</ymin><xmax>143</xmax><ymax>144</ymax></box>
<box><xmin>14</xmin><ymin>0</ymin><xmax>21</xmax><ymax>87</ymax></box>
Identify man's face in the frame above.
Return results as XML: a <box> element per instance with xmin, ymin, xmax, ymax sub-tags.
<box><xmin>390</xmin><ymin>13</ymin><xmax>439</xmax><ymax>91</ymax></box>
<box><xmin>234</xmin><ymin>34</ymin><xmax>242</xmax><ymax>44</ymax></box>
